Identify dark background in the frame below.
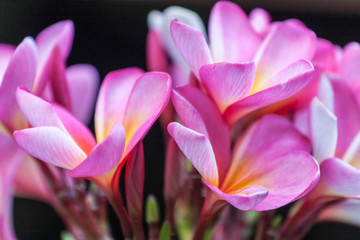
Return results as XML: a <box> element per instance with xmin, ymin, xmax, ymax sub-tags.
<box><xmin>1</xmin><ymin>0</ymin><xmax>360</xmax><ymax>239</ymax></box>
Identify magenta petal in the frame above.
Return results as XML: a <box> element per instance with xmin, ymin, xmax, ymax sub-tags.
<box><xmin>340</xmin><ymin>42</ymin><xmax>360</xmax><ymax>84</ymax></box>
<box><xmin>171</xmin><ymin>85</ymin><xmax>231</xmax><ymax>181</ymax></box>
<box><xmin>249</xmin><ymin>8</ymin><xmax>271</xmax><ymax>36</ymax></box>
<box><xmin>199</xmin><ymin>62</ymin><xmax>255</xmax><ymax>113</ymax></box>
<box><xmin>69</xmin><ymin>122</ymin><xmax>126</xmax><ymax>178</ymax></box>
<box><xmin>250</xmin><ymin>151</ymin><xmax>320</xmax><ymax>211</ymax></box>
<box><xmin>170</xmin><ymin>20</ymin><xmax>213</xmax><ymax>79</ymax></box>
<box><xmin>168</xmin><ymin>122</ymin><xmax>219</xmax><ymax>187</ymax></box>
<box><xmin>310</xmin><ymin>98</ymin><xmax>337</xmax><ymax>162</ymax></box>
<box><xmin>0</xmin><ymin>38</ymin><xmax>37</xmax><ymax>130</ymax></box>
<box><xmin>209</xmin><ymin>1</ymin><xmax>261</xmax><ymax>62</ymax></box>
<box><xmin>66</xmin><ymin>64</ymin><xmax>100</xmax><ymax>124</ymax></box>
<box><xmin>225</xmin><ymin>60</ymin><xmax>314</xmax><ymax>125</ymax></box>
<box><xmin>95</xmin><ymin>67</ymin><xmax>144</xmax><ymax>142</ymax></box>
<box><xmin>254</xmin><ymin>22</ymin><xmax>316</xmax><ymax>88</ymax></box>
<box><xmin>0</xmin><ymin>44</ymin><xmax>15</xmax><ymax>81</ymax></box>
<box><xmin>13</xmin><ymin>127</ymin><xmax>86</xmax><ymax>170</ymax></box>
<box><xmin>203</xmin><ymin>180</ymin><xmax>268</xmax><ymax>211</ymax></box>
<box><xmin>146</xmin><ymin>29</ymin><xmax>168</xmax><ymax>73</ymax></box>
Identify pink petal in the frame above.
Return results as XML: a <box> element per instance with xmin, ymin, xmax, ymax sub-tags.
<box><xmin>171</xmin><ymin>85</ymin><xmax>231</xmax><ymax>181</ymax></box>
<box><xmin>146</xmin><ymin>29</ymin><xmax>168</xmax><ymax>73</ymax></box>
<box><xmin>0</xmin><ymin>44</ymin><xmax>15</xmax><ymax>81</ymax></box>
<box><xmin>318</xmin><ymin>199</ymin><xmax>360</xmax><ymax>227</ymax></box>
<box><xmin>69</xmin><ymin>122</ymin><xmax>125</xmax><ymax>177</ymax></box>
<box><xmin>168</xmin><ymin>122</ymin><xmax>219</xmax><ymax>187</ymax></box>
<box><xmin>34</xmin><ymin>20</ymin><xmax>74</xmax><ymax>94</ymax></box>
<box><xmin>330</xmin><ymin>79</ymin><xmax>360</xmax><ymax>157</ymax></box>
<box><xmin>340</xmin><ymin>42</ymin><xmax>360</xmax><ymax>84</ymax></box>
<box><xmin>66</xmin><ymin>64</ymin><xmax>100</xmax><ymax>124</ymax></box>
<box><xmin>253</xmin><ymin>22</ymin><xmax>316</xmax><ymax>90</ymax></box>
<box><xmin>310</xmin><ymin>98</ymin><xmax>337</xmax><ymax>162</ymax></box>
<box><xmin>13</xmin><ymin>127</ymin><xmax>86</xmax><ymax>170</ymax></box>
<box><xmin>95</xmin><ymin>67</ymin><xmax>144</xmax><ymax>142</ymax></box>
<box><xmin>0</xmin><ymin>38</ymin><xmax>37</xmax><ymax>130</ymax></box>
<box><xmin>204</xmin><ymin>181</ymin><xmax>268</xmax><ymax>211</ymax></box>
<box><xmin>209</xmin><ymin>1</ymin><xmax>261</xmax><ymax>62</ymax></box>
<box><xmin>170</xmin><ymin>20</ymin><xmax>213</xmax><ymax>79</ymax></box>
<box><xmin>224</xmin><ymin>60</ymin><xmax>314</xmax><ymax>125</ymax></box>
<box><xmin>312</xmin><ymin>38</ymin><xmax>337</xmax><ymax>72</ymax></box>
<box><xmin>343</xmin><ymin>131</ymin><xmax>360</xmax><ymax>170</ymax></box>
<box><xmin>223</xmin><ymin>114</ymin><xmax>312</xmax><ymax>192</ymax></box>
<box><xmin>250</xmin><ymin>151</ymin><xmax>320</xmax><ymax>211</ymax></box>
<box><xmin>311</xmin><ymin>158</ymin><xmax>360</xmax><ymax>198</ymax></box>
<box><xmin>199</xmin><ymin>62</ymin><xmax>255</xmax><ymax>113</ymax></box>
<box><xmin>16</xmin><ymin>88</ymin><xmax>96</xmax><ymax>154</ymax></box>
<box><xmin>249</xmin><ymin>8</ymin><xmax>271</xmax><ymax>36</ymax></box>
<box><xmin>122</xmin><ymin>72</ymin><xmax>171</xmax><ymax>156</ymax></box>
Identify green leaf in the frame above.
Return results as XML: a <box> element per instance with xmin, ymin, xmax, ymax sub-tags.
<box><xmin>60</xmin><ymin>231</ymin><xmax>75</xmax><ymax>240</ymax></box>
<box><xmin>146</xmin><ymin>194</ymin><xmax>160</xmax><ymax>224</ymax></box>
<box><xmin>160</xmin><ymin>222</ymin><xmax>171</xmax><ymax>240</ymax></box>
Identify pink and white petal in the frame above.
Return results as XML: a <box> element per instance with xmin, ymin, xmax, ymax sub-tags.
<box><xmin>122</xmin><ymin>72</ymin><xmax>171</xmax><ymax>156</ymax></box>
<box><xmin>0</xmin><ymin>44</ymin><xmax>15</xmax><ymax>81</ymax></box>
<box><xmin>343</xmin><ymin>131</ymin><xmax>360</xmax><ymax>170</ymax></box>
<box><xmin>52</xmin><ymin>104</ymin><xmax>97</xmax><ymax>155</ymax></box>
<box><xmin>66</xmin><ymin>64</ymin><xmax>100</xmax><ymax>124</ymax></box>
<box><xmin>247</xmin><ymin>151</ymin><xmax>320</xmax><ymax>211</ymax></box>
<box><xmin>225</xmin><ymin>60</ymin><xmax>314</xmax><ymax>126</ymax></box>
<box><xmin>203</xmin><ymin>181</ymin><xmax>268</xmax><ymax>211</ymax></box>
<box><xmin>199</xmin><ymin>62</ymin><xmax>255</xmax><ymax>113</ymax></box>
<box><xmin>172</xmin><ymin>85</ymin><xmax>231</xmax><ymax>180</ymax></box>
<box><xmin>294</xmin><ymin>107</ymin><xmax>310</xmax><ymax>138</ymax></box>
<box><xmin>340</xmin><ymin>42</ymin><xmax>360</xmax><ymax>84</ymax></box>
<box><xmin>318</xmin><ymin>199</ymin><xmax>360</xmax><ymax>227</ymax></box>
<box><xmin>95</xmin><ymin>68</ymin><xmax>144</xmax><ymax>142</ymax></box>
<box><xmin>0</xmin><ymin>38</ymin><xmax>37</xmax><ymax>130</ymax></box>
<box><xmin>223</xmin><ymin>115</ymin><xmax>311</xmax><ymax>191</ymax></box>
<box><xmin>13</xmin><ymin>127</ymin><xmax>86</xmax><ymax>170</ymax></box>
<box><xmin>69</xmin><ymin>122</ymin><xmax>125</xmax><ymax>178</ymax></box>
<box><xmin>330</xmin><ymin>79</ymin><xmax>360</xmax><ymax>157</ymax></box>
<box><xmin>253</xmin><ymin>22</ymin><xmax>316</xmax><ymax>90</ymax></box>
<box><xmin>168</xmin><ymin>122</ymin><xmax>219</xmax><ymax>186</ymax></box>
<box><xmin>209</xmin><ymin>1</ymin><xmax>261</xmax><ymax>62</ymax></box>
<box><xmin>170</xmin><ymin>20</ymin><xmax>213</xmax><ymax>79</ymax></box>
<box><xmin>317</xmin><ymin>75</ymin><xmax>335</xmax><ymax>113</ymax></box>
<box><xmin>249</xmin><ymin>8</ymin><xmax>271</xmax><ymax>36</ymax></box>
<box><xmin>310</xmin><ymin>98</ymin><xmax>337</xmax><ymax>163</ymax></box>
<box><xmin>310</xmin><ymin>158</ymin><xmax>360</xmax><ymax>199</ymax></box>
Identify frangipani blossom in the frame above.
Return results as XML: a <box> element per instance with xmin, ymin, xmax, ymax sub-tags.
<box><xmin>168</xmin><ymin>86</ymin><xmax>319</xmax><ymax>212</ymax></box>
<box><xmin>170</xmin><ymin>1</ymin><xmax>316</xmax><ymax>125</ymax></box>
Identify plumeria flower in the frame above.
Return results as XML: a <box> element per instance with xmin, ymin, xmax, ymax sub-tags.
<box><xmin>168</xmin><ymin>84</ymin><xmax>319</xmax><ymax>210</ymax></box>
<box><xmin>13</xmin><ymin>68</ymin><xmax>171</xmax><ymax>237</ymax></box>
<box><xmin>170</xmin><ymin>1</ymin><xmax>316</xmax><ymax>125</ymax></box>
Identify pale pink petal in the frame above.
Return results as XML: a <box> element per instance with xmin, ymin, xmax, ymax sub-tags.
<box><xmin>330</xmin><ymin>79</ymin><xmax>360</xmax><ymax>157</ymax></box>
<box><xmin>122</xmin><ymin>72</ymin><xmax>171</xmax><ymax>156</ymax></box>
<box><xmin>35</xmin><ymin>20</ymin><xmax>74</xmax><ymax>94</ymax></box>
<box><xmin>0</xmin><ymin>44</ymin><xmax>15</xmax><ymax>81</ymax></box>
<box><xmin>249</xmin><ymin>8</ymin><xmax>271</xmax><ymax>36</ymax></box>
<box><xmin>171</xmin><ymin>85</ymin><xmax>231</xmax><ymax>181</ymax></box>
<box><xmin>317</xmin><ymin>75</ymin><xmax>334</xmax><ymax>113</ymax></box>
<box><xmin>69</xmin><ymin>122</ymin><xmax>125</xmax><ymax>177</ymax></box>
<box><xmin>225</xmin><ymin>60</ymin><xmax>314</xmax><ymax>125</ymax></box>
<box><xmin>310</xmin><ymin>98</ymin><xmax>337</xmax><ymax>163</ymax></box>
<box><xmin>204</xmin><ymin>181</ymin><xmax>268</xmax><ymax>211</ymax></box>
<box><xmin>318</xmin><ymin>199</ymin><xmax>360</xmax><ymax>227</ymax></box>
<box><xmin>170</xmin><ymin>20</ymin><xmax>213</xmax><ymax>79</ymax></box>
<box><xmin>311</xmin><ymin>158</ymin><xmax>360</xmax><ymax>198</ymax></box>
<box><xmin>312</xmin><ymin>38</ymin><xmax>337</xmax><ymax>72</ymax></box>
<box><xmin>95</xmin><ymin>68</ymin><xmax>144</xmax><ymax>142</ymax></box>
<box><xmin>343</xmin><ymin>131</ymin><xmax>360</xmax><ymax>170</ymax></box>
<box><xmin>294</xmin><ymin>107</ymin><xmax>310</xmax><ymax>138</ymax></box>
<box><xmin>340</xmin><ymin>42</ymin><xmax>360</xmax><ymax>84</ymax></box>
<box><xmin>16</xmin><ymin>88</ymin><xmax>96</xmax><ymax>154</ymax></box>
<box><xmin>168</xmin><ymin>122</ymin><xmax>219</xmax><ymax>186</ymax></box>
<box><xmin>146</xmin><ymin>29</ymin><xmax>168</xmax><ymax>72</ymax></box>
<box><xmin>0</xmin><ymin>38</ymin><xmax>37</xmax><ymax>130</ymax></box>
<box><xmin>199</xmin><ymin>62</ymin><xmax>255</xmax><ymax>113</ymax></box>
<box><xmin>223</xmin><ymin>115</ymin><xmax>311</xmax><ymax>191</ymax></box>
<box><xmin>13</xmin><ymin>127</ymin><xmax>86</xmax><ymax>170</ymax></box>
<box><xmin>249</xmin><ymin>151</ymin><xmax>320</xmax><ymax>211</ymax></box>
<box><xmin>253</xmin><ymin>22</ymin><xmax>316</xmax><ymax>90</ymax></box>
<box><xmin>66</xmin><ymin>64</ymin><xmax>100</xmax><ymax>124</ymax></box>
<box><xmin>209</xmin><ymin>1</ymin><xmax>261</xmax><ymax>62</ymax></box>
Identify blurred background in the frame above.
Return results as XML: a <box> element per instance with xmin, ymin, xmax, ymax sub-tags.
<box><xmin>1</xmin><ymin>0</ymin><xmax>360</xmax><ymax>239</ymax></box>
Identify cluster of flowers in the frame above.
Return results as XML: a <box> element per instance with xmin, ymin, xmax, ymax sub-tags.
<box><xmin>1</xmin><ymin>1</ymin><xmax>360</xmax><ymax>239</ymax></box>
